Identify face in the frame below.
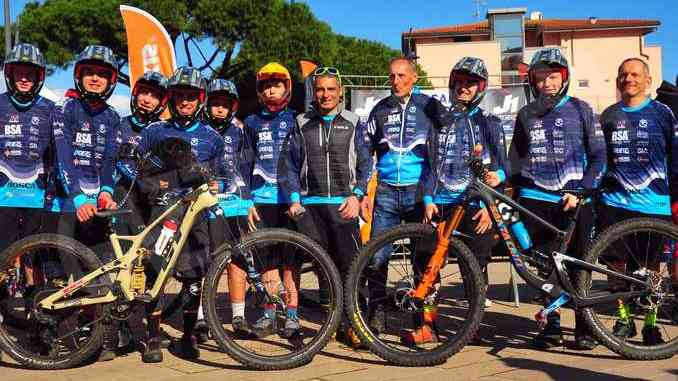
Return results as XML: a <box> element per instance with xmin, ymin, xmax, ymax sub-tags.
<box><xmin>453</xmin><ymin>74</ymin><xmax>481</xmax><ymax>103</ymax></box>
<box><xmin>261</xmin><ymin>79</ymin><xmax>286</xmax><ymax>102</ymax></box>
<box><xmin>617</xmin><ymin>60</ymin><xmax>651</xmax><ymax>99</ymax></box>
<box><xmin>209</xmin><ymin>94</ymin><xmax>234</xmax><ymax>120</ymax></box>
<box><xmin>172</xmin><ymin>88</ymin><xmax>200</xmax><ymax>116</ymax></box>
<box><xmin>81</xmin><ymin>65</ymin><xmax>111</xmax><ymax>94</ymax></box>
<box><xmin>11</xmin><ymin>65</ymin><xmax>39</xmax><ymax>93</ymax></box>
<box><xmin>533</xmin><ymin>69</ymin><xmax>563</xmax><ymax>96</ymax></box>
<box><xmin>389</xmin><ymin>59</ymin><xmax>417</xmax><ymax>98</ymax></box>
<box><xmin>135</xmin><ymin>84</ymin><xmax>162</xmax><ymax>113</ymax></box>
<box><xmin>314</xmin><ymin>76</ymin><xmax>342</xmax><ymax>113</ymax></box>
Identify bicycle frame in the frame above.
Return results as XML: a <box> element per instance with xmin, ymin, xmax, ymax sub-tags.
<box><xmin>415</xmin><ymin>177</ymin><xmax>650</xmax><ymax>309</ymax></box>
<box><xmin>37</xmin><ymin>184</ymin><xmax>218</xmax><ymax>311</ymax></box>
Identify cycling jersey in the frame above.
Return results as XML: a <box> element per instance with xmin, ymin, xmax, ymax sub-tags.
<box><xmin>424</xmin><ymin>107</ymin><xmax>506</xmax><ymax>205</ymax></box>
<box><xmin>51</xmin><ymin>96</ymin><xmax>121</xmax><ymax>212</ymax></box>
<box><xmin>600</xmin><ymin>98</ymin><xmax>678</xmax><ymax>215</ymax></box>
<box><xmin>243</xmin><ymin>108</ymin><xmax>296</xmax><ymax>204</ymax></box>
<box><xmin>511</xmin><ymin>96</ymin><xmax>606</xmax><ymax>202</ymax></box>
<box><xmin>365</xmin><ymin>93</ymin><xmax>445</xmax><ymax>187</ymax></box>
<box><xmin>282</xmin><ymin>108</ymin><xmax>371</xmax><ymax>205</ymax></box>
<box><xmin>116</xmin><ymin>115</ymin><xmax>148</xmax><ymax>185</ymax></box>
<box><xmin>0</xmin><ymin>93</ymin><xmax>55</xmax><ymax>209</ymax></box>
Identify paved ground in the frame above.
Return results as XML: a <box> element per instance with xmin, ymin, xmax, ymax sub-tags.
<box><xmin>2</xmin><ymin>261</ymin><xmax>677</xmax><ymax>381</ymax></box>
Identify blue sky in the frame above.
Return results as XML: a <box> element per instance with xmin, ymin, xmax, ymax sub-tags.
<box><xmin>4</xmin><ymin>0</ymin><xmax>677</xmax><ymax>108</ymax></box>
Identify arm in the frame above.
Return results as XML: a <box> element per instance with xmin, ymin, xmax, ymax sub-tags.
<box><xmin>353</xmin><ymin>120</ymin><xmax>373</xmax><ymax>197</ymax></box>
<box><xmin>51</xmin><ymin>102</ymin><xmax>85</xmax><ymax>208</ymax></box>
<box><xmin>99</xmin><ymin>113</ymin><xmax>121</xmax><ymax>197</ymax></box>
<box><xmin>665</xmin><ymin>107</ymin><xmax>678</xmax><ymax>200</ymax></box>
<box><xmin>507</xmin><ymin>110</ymin><xmax>528</xmax><ymax>185</ymax></box>
<box><xmin>485</xmin><ymin>115</ymin><xmax>508</xmax><ymax>186</ymax></box>
<box><xmin>581</xmin><ymin>108</ymin><xmax>607</xmax><ymax>192</ymax></box>
<box><xmin>279</xmin><ymin>121</ymin><xmax>304</xmax><ymax>204</ymax></box>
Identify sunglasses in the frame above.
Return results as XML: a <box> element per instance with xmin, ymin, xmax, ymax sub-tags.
<box><xmin>313</xmin><ymin>66</ymin><xmax>341</xmax><ymax>79</ymax></box>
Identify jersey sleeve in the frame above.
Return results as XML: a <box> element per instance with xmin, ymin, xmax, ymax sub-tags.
<box><xmin>52</xmin><ymin>102</ymin><xmax>85</xmax><ymax>207</ymax></box>
<box><xmin>99</xmin><ymin>113</ymin><xmax>121</xmax><ymax>196</ymax></box>
<box><xmin>354</xmin><ymin>119</ymin><xmax>373</xmax><ymax>197</ymax></box>
<box><xmin>581</xmin><ymin>107</ymin><xmax>607</xmax><ymax>191</ymax></box>
<box><xmin>485</xmin><ymin>114</ymin><xmax>508</xmax><ymax>183</ymax></box>
<box><xmin>279</xmin><ymin>120</ymin><xmax>304</xmax><ymax>204</ymax></box>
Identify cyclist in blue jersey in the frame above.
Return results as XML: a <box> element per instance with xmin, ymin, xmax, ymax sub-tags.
<box><xmin>598</xmin><ymin>58</ymin><xmax>678</xmax><ymax>345</ymax></box>
<box><xmin>363</xmin><ymin>56</ymin><xmax>446</xmax><ymax>335</ymax></box>
<box><xmin>203</xmin><ymin>78</ymin><xmax>253</xmax><ymax>338</ymax></box>
<box><xmin>510</xmin><ymin>48</ymin><xmax>606</xmax><ymax>350</ymax></box>
<box><xmin>408</xmin><ymin>57</ymin><xmax>507</xmax><ymax>345</ymax></box>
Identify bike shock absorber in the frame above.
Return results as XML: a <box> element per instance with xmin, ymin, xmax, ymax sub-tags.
<box><xmin>131</xmin><ymin>258</ymin><xmax>146</xmax><ymax>293</ymax></box>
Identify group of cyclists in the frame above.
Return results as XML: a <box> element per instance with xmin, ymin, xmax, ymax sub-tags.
<box><xmin>1</xmin><ymin>38</ymin><xmax>677</xmax><ymax>366</ymax></box>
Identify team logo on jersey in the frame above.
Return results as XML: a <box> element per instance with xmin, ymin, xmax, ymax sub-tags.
<box><xmin>4</xmin><ymin>125</ymin><xmax>21</xmax><ymax>135</ymax></box>
<box><xmin>616</xmin><ymin>120</ymin><xmax>626</xmax><ymax>129</ymax></box>
<box><xmin>190</xmin><ymin>137</ymin><xmax>199</xmax><ymax>146</ymax></box>
<box><xmin>223</xmin><ymin>136</ymin><xmax>232</xmax><ymax>144</ymax></box>
<box><xmin>99</xmin><ymin>124</ymin><xmax>107</xmax><ymax>134</ymax></box>
<box><xmin>409</xmin><ymin>106</ymin><xmax>417</xmax><ymax>113</ymax></box>
<box><xmin>75</xmin><ymin>132</ymin><xmax>92</xmax><ymax>145</ymax></box>
<box><xmin>31</xmin><ymin>116</ymin><xmax>41</xmax><ymax>126</ymax></box>
<box><xmin>279</xmin><ymin>121</ymin><xmax>287</xmax><ymax>129</ymax></box>
<box><xmin>639</xmin><ymin>119</ymin><xmax>648</xmax><ymax>128</ymax></box>
<box><xmin>387</xmin><ymin>114</ymin><xmax>401</xmax><ymax>124</ymax></box>
<box><xmin>555</xmin><ymin>118</ymin><xmax>564</xmax><ymax>127</ymax></box>
<box><xmin>82</xmin><ymin>121</ymin><xmax>90</xmax><ymax>131</ymax></box>
<box><xmin>8</xmin><ymin>114</ymin><xmax>18</xmax><ymax>124</ymax></box>
<box><xmin>611</xmin><ymin>130</ymin><xmax>628</xmax><ymax>142</ymax></box>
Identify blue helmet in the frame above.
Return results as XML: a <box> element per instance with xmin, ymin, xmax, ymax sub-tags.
<box><xmin>74</xmin><ymin>45</ymin><xmax>119</xmax><ymax>102</ymax></box>
<box><xmin>4</xmin><ymin>43</ymin><xmax>46</xmax><ymax>104</ymax></box>
<box><xmin>205</xmin><ymin>78</ymin><xmax>239</xmax><ymax>132</ymax></box>
<box><xmin>131</xmin><ymin>71</ymin><xmax>168</xmax><ymax>123</ymax></box>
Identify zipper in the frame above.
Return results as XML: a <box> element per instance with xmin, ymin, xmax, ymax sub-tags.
<box><xmin>325</xmin><ymin>119</ymin><xmax>333</xmax><ymax>197</ymax></box>
<box><xmin>397</xmin><ymin>103</ymin><xmax>406</xmax><ymax>185</ymax></box>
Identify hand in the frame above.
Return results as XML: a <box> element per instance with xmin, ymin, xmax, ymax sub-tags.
<box><xmin>472</xmin><ymin>208</ymin><xmax>492</xmax><ymax>234</ymax></box>
<box><xmin>338</xmin><ymin>196</ymin><xmax>360</xmax><ymax>220</ymax></box>
<box><xmin>424</xmin><ymin>203</ymin><xmax>439</xmax><ymax>224</ymax></box>
<box><xmin>247</xmin><ymin>206</ymin><xmax>260</xmax><ymax>232</ymax></box>
<box><xmin>561</xmin><ymin>193</ymin><xmax>579</xmax><ymax>212</ymax></box>
<box><xmin>159</xmin><ymin>180</ymin><xmax>169</xmax><ymax>190</ymax></box>
<box><xmin>208</xmin><ymin>180</ymin><xmax>219</xmax><ymax>194</ymax></box>
<box><xmin>288</xmin><ymin>202</ymin><xmax>305</xmax><ymax>218</ymax></box>
<box><xmin>76</xmin><ymin>204</ymin><xmax>97</xmax><ymax>223</ymax></box>
<box><xmin>359</xmin><ymin>197</ymin><xmax>373</xmax><ymax>222</ymax></box>
<box><xmin>484</xmin><ymin>171</ymin><xmax>501</xmax><ymax>187</ymax></box>
<box><xmin>97</xmin><ymin>192</ymin><xmax>117</xmax><ymax>210</ymax></box>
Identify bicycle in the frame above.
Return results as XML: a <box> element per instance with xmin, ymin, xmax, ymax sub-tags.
<box><xmin>346</xmin><ymin>146</ymin><xmax>678</xmax><ymax>365</ymax></box>
<box><xmin>0</xmin><ymin>170</ymin><xmax>342</xmax><ymax>370</ymax></box>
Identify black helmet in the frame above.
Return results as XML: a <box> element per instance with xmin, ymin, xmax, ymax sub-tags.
<box><xmin>131</xmin><ymin>71</ymin><xmax>168</xmax><ymax>123</ymax></box>
<box><xmin>167</xmin><ymin>66</ymin><xmax>207</xmax><ymax>127</ymax></box>
<box><xmin>449</xmin><ymin>56</ymin><xmax>488</xmax><ymax>111</ymax></box>
<box><xmin>4</xmin><ymin>43</ymin><xmax>46</xmax><ymax>104</ymax></box>
<box><xmin>205</xmin><ymin>78</ymin><xmax>239</xmax><ymax>133</ymax></box>
<box><xmin>74</xmin><ymin>45</ymin><xmax>118</xmax><ymax>101</ymax></box>
<box><xmin>528</xmin><ymin>48</ymin><xmax>570</xmax><ymax>99</ymax></box>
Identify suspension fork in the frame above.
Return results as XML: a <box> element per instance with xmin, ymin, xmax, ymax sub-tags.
<box><xmin>412</xmin><ymin>206</ymin><xmax>465</xmax><ymax>300</ymax></box>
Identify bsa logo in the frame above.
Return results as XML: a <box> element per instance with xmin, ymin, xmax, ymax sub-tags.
<box><xmin>99</xmin><ymin>124</ymin><xmax>107</xmax><ymax>134</ymax></box>
<box><xmin>555</xmin><ymin>118</ymin><xmax>564</xmax><ymax>127</ymax></box>
<box><xmin>408</xmin><ymin>106</ymin><xmax>416</xmax><ymax>113</ymax></box>
<box><xmin>639</xmin><ymin>119</ymin><xmax>648</xmax><ymax>128</ymax></box>
<box><xmin>8</xmin><ymin>114</ymin><xmax>19</xmax><ymax>124</ymax></box>
<box><xmin>82</xmin><ymin>121</ymin><xmax>90</xmax><ymax>131</ymax></box>
<box><xmin>190</xmin><ymin>137</ymin><xmax>199</xmax><ymax>146</ymax></box>
<box><xmin>31</xmin><ymin>116</ymin><xmax>41</xmax><ymax>125</ymax></box>
<box><xmin>387</xmin><ymin>114</ymin><xmax>401</xmax><ymax>124</ymax></box>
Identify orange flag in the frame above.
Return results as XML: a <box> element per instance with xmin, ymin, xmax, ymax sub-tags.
<box><xmin>119</xmin><ymin>5</ymin><xmax>177</xmax><ymax>89</ymax></box>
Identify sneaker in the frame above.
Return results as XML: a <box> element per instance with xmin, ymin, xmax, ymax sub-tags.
<box><xmin>484</xmin><ymin>298</ymin><xmax>493</xmax><ymax>308</ymax></box>
<box><xmin>612</xmin><ymin>320</ymin><xmax>637</xmax><ymax>339</ymax></box>
<box><xmin>97</xmin><ymin>348</ymin><xmax>116</xmax><ymax>362</ymax></box>
<box><xmin>400</xmin><ymin>324</ymin><xmax>438</xmax><ymax>346</ymax></box>
<box><xmin>642</xmin><ymin>326</ymin><xmax>665</xmax><ymax>345</ymax></box>
<box><xmin>176</xmin><ymin>335</ymin><xmax>200</xmax><ymax>359</ymax></box>
<box><xmin>337</xmin><ymin>327</ymin><xmax>367</xmax><ymax>350</ymax></box>
<box><xmin>533</xmin><ymin>324</ymin><xmax>563</xmax><ymax>350</ymax></box>
<box><xmin>232</xmin><ymin>316</ymin><xmax>250</xmax><ymax>336</ymax></box>
<box><xmin>194</xmin><ymin>319</ymin><xmax>210</xmax><ymax>344</ymax></box>
<box><xmin>251</xmin><ymin>316</ymin><xmax>276</xmax><ymax>338</ymax></box>
<box><xmin>574</xmin><ymin>334</ymin><xmax>598</xmax><ymax>350</ymax></box>
<box><xmin>280</xmin><ymin>317</ymin><xmax>300</xmax><ymax>338</ymax></box>
<box><xmin>141</xmin><ymin>338</ymin><xmax>163</xmax><ymax>363</ymax></box>
<box><xmin>368</xmin><ymin>304</ymin><xmax>386</xmax><ymax>335</ymax></box>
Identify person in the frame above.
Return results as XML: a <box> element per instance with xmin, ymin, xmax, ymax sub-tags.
<box><xmin>202</xmin><ymin>78</ymin><xmax>252</xmax><ymax>338</ymax></box>
<box><xmin>51</xmin><ymin>45</ymin><xmax>121</xmax><ymax>361</ymax></box>
<box><xmin>137</xmin><ymin>66</ymin><xmax>225</xmax><ymax>362</ymax></box>
<box><xmin>598</xmin><ymin>58</ymin><xmax>678</xmax><ymax>345</ymax></box>
<box><xmin>509</xmin><ymin>48</ymin><xmax>606</xmax><ymax>350</ymax></box>
<box><xmin>243</xmin><ymin>62</ymin><xmax>299</xmax><ymax>338</ymax></box>
<box><xmin>362</xmin><ymin>56</ymin><xmax>445</xmax><ymax>334</ymax></box>
<box><xmin>280</xmin><ymin>66</ymin><xmax>371</xmax><ymax>340</ymax></box>
<box><xmin>408</xmin><ymin>57</ymin><xmax>506</xmax><ymax>345</ymax></box>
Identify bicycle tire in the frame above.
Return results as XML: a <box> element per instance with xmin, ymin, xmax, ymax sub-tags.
<box><xmin>345</xmin><ymin>223</ymin><xmax>485</xmax><ymax>366</ymax></box>
<box><xmin>578</xmin><ymin>218</ymin><xmax>678</xmax><ymax>360</ymax></box>
<box><xmin>0</xmin><ymin>233</ymin><xmax>105</xmax><ymax>369</ymax></box>
<box><xmin>202</xmin><ymin>228</ymin><xmax>343</xmax><ymax>370</ymax></box>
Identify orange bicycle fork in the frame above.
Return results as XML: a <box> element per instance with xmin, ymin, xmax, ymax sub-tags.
<box><xmin>412</xmin><ymin>206</ymin><xmax>465</xmax><ymax>300</ymax></box>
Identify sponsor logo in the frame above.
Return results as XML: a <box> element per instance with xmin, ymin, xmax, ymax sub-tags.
<box><xmin>554</xmin><ymin>118</ymin><xmax>564</xmax><ymax>127</ymax></box>
<box><xmin>5</xmin><ymin>141</ymin><xmax>22</xmax><ymax>148</ymax></box>
<box><xmin>223</xmin><ymin>136</ymin><xmax>232</xmax><ymax>144</ymax></box>
<box><xmin>31</xmin><ymin>116</ymin><xmax>41</xmax><ymax>125</ymax></box>
<box><xmin>258</xmin><ymin>131</ymin><xmax>273</xmax><ymax>142</ymax></box>
<box><xmin>387</xmin><ymin>113</ymin><xmax>401</xmax><ymax>124</ymax></box>
<box><xmin>279</xmin><ymin>121</ymin><xmax>287</xmax><ymax>129</ymax></box>
<box><xmin>75</xmin><ymin>132</ymin><xmax>92</xmax><ymax>145</ymax></box>
<box><xmin>190</xmin><ymin>137</ymin><xmax>199</xmax><ymax>146</ymax></box>
<box><xmin>408</xmin><ymin>106</ymin><xmax>416</xmax><ymax>113</ymax></box>
<box><xmin>82</xmin><ymin>121</ymin><xmax>90</xmax><ymax>131</ymax></box>
<box><xmin>4</xmin><ymin>125</ymin><xmax>22</xmax><ymax>135</ymax></box>
<box><xmin>639</xmin><ymin>119</ymin><xmax>648</xmax><ymax>128</ymax></box>
<box><xmin>8</xmin><ymin>114</ymin><xmax>19</xmax><ymax>123</ymax></box>
<box><xmin>542</xmin><ymin>284</ymin><xmax>554</xmax><ymax>293</ymax></box>
<box><xmin>530</xmin><ymin>129</ymin><xmax>546</xmax><ymax>142</ymax></box>
<box><xmin>99</xmin><ymin>124</ymin><xmax>107</xmax><ymax>133</ymax></box>
<box><xmin>611</xmin><ymin>130</ymin><xmax>628</xmax><ymax>142</ymax></box>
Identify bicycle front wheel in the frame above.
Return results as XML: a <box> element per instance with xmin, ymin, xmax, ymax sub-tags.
<box><xmin>202</xmin><ymin>228</ymin><xmax>342</xmax><ymax>369</ymax></box>
<box><xmin>345</xmin><ymin>223</ymin><xmax>485</xmax><ymax>366</ymax></box>
<box><xmin>578</xmin><ymin>218</ymin><xmax>678</xmax><ymax>360</ymax></box>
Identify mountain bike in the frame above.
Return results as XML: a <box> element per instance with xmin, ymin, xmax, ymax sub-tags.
<box><xmin>346</xmin><ymin>147</ymin><xmax>678</xmax><ymax>365</ymax></box>
<box><xmin>0</xmin><ymin>179</ymin><xmax>342</xmax><ymax>370</ymax></box>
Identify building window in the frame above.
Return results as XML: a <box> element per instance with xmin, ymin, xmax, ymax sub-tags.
<box><xmin>453</xmin><ymin>36</ymin><xmax>472</xmax><ymax>43</ymax></box>
<box><xmin>491</xmin><ymin>13</ymin><xmax>524</xmax><ymax>71</ymax></box>
<box><xmin>578</xmin><ymin>79</ymin><xmax>590</xmax><ymax>88</ymax></box>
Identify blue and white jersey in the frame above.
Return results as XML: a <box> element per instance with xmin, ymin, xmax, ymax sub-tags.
<box><xmin>511</xmin><ymin>96</ymin><xmax>607</xmax><ymax>203</ymax></box>
<box><xmin>214</xmin><ymin>118</ymin><xmax>251</xmax><ymax>217</ymax></box>
<box><xmin>243</xmin><ymin>108</ymin><xmax>295</xmax><ymax>204</ymax></box>
<box><xmin>600</xmin><ymin>98</ymin><xmax>678</xmax><ymax>215</ymax></box>
<box><xmin>365</xmin><ymin>93</ymin><xmax>445</xmax><ymax>187</ymax></box>
<box><xmin>0</xmin><ymin>93</ymin><xmax>55</xmax><ymax>209</ymax></box>
<box><xmin>115</xmin><ymin>115</ymin><xmax>147</xmax><ymax>185</ymax></box>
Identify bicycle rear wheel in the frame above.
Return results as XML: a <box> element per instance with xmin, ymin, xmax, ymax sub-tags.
<box><xmin>0</xmin><ymin>234</ymin><xmax>106</xmax><ymax>369</ymax></box>
<box><xmin>578</xmin><ymin>218</ymin><xmax>678</xmax><ymax>360</ymax></box>
<box><xmin>345</xmin><ymin>223</ymin><xmax>485</xmax><ymax>366</ymax></box>
<box><xmin>202</xmin><ymin>228</ymin><xmax>342</xmax><ymax>369</ymax></box>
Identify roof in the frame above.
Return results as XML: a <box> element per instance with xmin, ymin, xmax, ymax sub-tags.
<box><xmin>402</xmin><ymin>18</ymin><xmax>660</xmax><ymax>37</ymax></box>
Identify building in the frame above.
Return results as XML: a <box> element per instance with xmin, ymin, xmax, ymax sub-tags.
<box><xmin>402</xmin><ymin>8</ymin><xmax>661</xmax><ymax>112</ymax></box>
